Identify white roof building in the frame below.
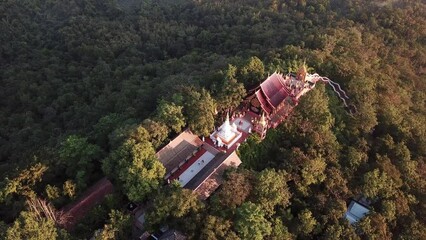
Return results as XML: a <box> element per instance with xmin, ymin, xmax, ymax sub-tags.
<box><xmin>210</xmin><ymin>113</ymin><xmax>242</xmax><ymax>149</ymax></box>
<box><xmin>345</xmin><ymin>200</ymin><xmax>370</xmax><ymax>224</ymax></box>
<box><xmin>156</xmin><ymin>114</ymin><xmax>246</xmax><ymax>200</ymax></box>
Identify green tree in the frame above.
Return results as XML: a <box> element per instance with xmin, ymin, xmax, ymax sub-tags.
<box><xmin>297</xmin><ymin>209</ymin><xmax>317</xmax><ymax>236</ymax></box>
<box><xmin>155</xmin><ymin>100</ymin><xmax>186</xmax><ymax>133</ymax></box>
<box><xmin>97</xmin><ymin>210</ymin><xmax>132</xmax><ymax>240</ymax></box>
<box><xmin>0</xmin><ymin>221</ymin><xmax>8</xmax><ymax>240</ymax></box>
<box><xmin>215</xmin><ymin>65</ymin><xmax>246</xmax><ymax>112</ymax></box>
<box><xmin>234</xmin><ymin>202</ymin><xmax>272</xmax><ymax>240</ymax></box>
<box><xmin>323</xmin><ymin>221</ymin><xmax>360</xmax><ymax>240</ymax></box>
<box><xmin>346</xmin><ymin>146</ymin><xmax>368</xmax><ymax>172</ymax></box>
<box><xmin>0</xmin><ymin>0</ymin><xmax>424</xmax><ymax>237</ymax></box>
<box><xmin>145</xmin><ymin>185</ymin><xmax>203</xmax><ymax>231</ymax></box>
<box><xmin>108</xmin><ymin>124</ymin><xmax>150</xmax><ymax>150</ymax></box>
<box><xmin>347</xmin><ymin>75</ymin><xmax>378</xmax><ymax>135</ymax></box>
<box><xmin>92</xmin><ymin>113</ymin><xmax>124</xmax><ymax>148</ymax></box>
<box><xmin>253</xmin><ymin>169</ymin><xmax>291</xmax><ymax>216</ymax></box>
<box><xmin>301</xmin><ymin>157</ymin><xmax>327</xmax><ymax>187</ymax></box>
<box><xmin>62</xmin><ymin>180</ymin><xmax>76</xmax><ymax>199</ymax></box>
<box><xmin>363</xmin><ymin>169</ymin><xmax>397</xmax><ymax>199</ymax></box>
<box><xmin>1</xmin><ymin>163</ymin><xmax>48</xmax><ymax>202</ymax></box>
<box><xmin>270</xmin><ymin>218</ymin><xmax>293</xmax><ymax>240</ymax></box>
<box><xmin>6</xmin><ymin>211</ymin><xmax>58</xmax><ymax>240</ymax></box>
<box><xmin>103</xmin><ymin>139</ymin><xmax>165</xmax><ymax>202</ymax></box>
<box><xmin>45</xmin><ymin>185</ymin><xmax>60</xmax><ymax>201</ymax></box>
<box><xmin>142</xmin><ymin>118</ymin><xmax>169</xmax><ymax>149</ymax></box>
<box><xmin>296</xmin><ymin>83</ymin><xmax>336</xmax><ymax>135</ymax></box>
<box><xmin>199</xmin><ymin>215</ymin><xmax>240</xmax><ymax>240</ymax></box>
<box><xmin>381</xmin><ymin>200</ymin><xmax>396</xmax><ymax>222</ymax></box>
<box><xmin>59</xmin><ymin>135</ymin><xmax>103</xmax><ymax>188</ymax></box>
<box><xmin>238</xmin><ymin>57</ymin><xmax>265</xmax><ymax>87</ymax></box>
<box><xmin>183</xmin><ymin>88</ymin><xmax>216</xmax><ymax>136</ymax></box>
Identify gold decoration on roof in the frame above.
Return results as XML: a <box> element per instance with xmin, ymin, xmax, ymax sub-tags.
<box><xmin>297</xmin><ymin>62</ymin><xmax>307</xmax><ymax>82</ymax></box>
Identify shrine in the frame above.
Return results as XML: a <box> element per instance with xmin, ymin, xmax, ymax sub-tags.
<box><xmin>244</xmin><ymin>66</ymin><xmax>311</xmax><ymax>138</ymax></box>
<box><xmin>210</xmin><ymin>113</ymin><xmax>243</xmax><ymax>149</ymax></box>
<box><xmin>243</xmin><ymin>65</ymin><xmax>352</xmax><ymax>139</ymax></box>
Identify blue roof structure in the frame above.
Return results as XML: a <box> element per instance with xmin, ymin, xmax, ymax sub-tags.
<box><xmin>345</xmin><ymin>200</ymin><xmax>370</xmax><ymax>224</ymax></box>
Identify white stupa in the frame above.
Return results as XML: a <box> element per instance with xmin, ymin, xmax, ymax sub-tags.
<box><xmin>210</xmin><ymin>113</ymin><xmax>242</xmax><ymax>149</ymax></box>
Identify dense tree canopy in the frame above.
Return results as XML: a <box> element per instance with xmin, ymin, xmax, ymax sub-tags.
<box><xmin>214</xmin><ymin>65</ymin><xmax>246</xmax><ymax>113</ymax></box>
<box><xmin>0</xmin><ymin>0</ymin><xmax>424</xmax><ymax>239</ymax></box>
<box><xmin>96</xmin><ymin>210</ymin><xmax>132</xmax><ymax>240</ymax></box>
<box><xmin>144</xmin><ymin>184</ymin><xmax>204</xmax><ymax>233</ymax></box>
<box><xmin>5</xmin><ymin>211</ymin><xmax>58</xmax><ymax>240</ymax></box>
<box><xmin>154</xmin><ymin>100</ymin><xmax>186</xmax><ymax>134</ymax></box>
<box><xmin>103</xmin><ymin>137</ymin><xmax>165</xmax><ymax>202</ymax></box>
<box><xmin>234</xmin><ymin>202</ymin><xmax>272</xmax><ymax>240</ymax></box>
<box><xmin>59</xmin><ymin>135</ymin><xmax>103</xmax><ymax>189</ymax></box>
<box><xmin>182</xmin><ymin>88</ymin><xmax>217</xmax><ymax>136</ymax></box>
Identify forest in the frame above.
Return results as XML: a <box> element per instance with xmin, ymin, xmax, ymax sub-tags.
<box><xmin>0</xmin><ymin>0</ymin><xmax>425</xmax><ymax>239</ymax></box>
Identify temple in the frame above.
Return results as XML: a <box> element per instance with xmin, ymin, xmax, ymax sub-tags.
<box><xmin>136</xmin><ymin>67</ymin><xmax>352</xmax><ymax>237</ymax></box>
<box><xmin>155</xmin><ymin>66</ymin><xmax>323</xmax><ymax>200</ymax></box>
<box><xmin>242</xmin><ymin>65</ymin><xmax>317</xmax><ymax>139</ymax></box>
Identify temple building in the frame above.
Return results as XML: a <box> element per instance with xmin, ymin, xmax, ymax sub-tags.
<box><xmin>156</xmin><ymin>127</ymin><xmax>245</xmax><ymax>200</ymax></box>
<box><xmin>244</xmin><ymin>65</ymin><xmax>317</xmax><ymax>139</ymax></box>
<box><xmin>156</xmin><ymin>129</ymin><xmax>204</xmax><ymax>179</ymax></box>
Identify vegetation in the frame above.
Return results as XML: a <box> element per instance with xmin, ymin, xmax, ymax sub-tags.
<box><xmin>0</xmin><ymin>0</ymin><xmax>425</xmax><ymax>239</ymax></box>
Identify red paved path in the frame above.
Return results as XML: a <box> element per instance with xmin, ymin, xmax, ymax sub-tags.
<box><xmin>61</xmin><ymin>177</ymin><xmax>114</xmax><ymax>230</ymax></box>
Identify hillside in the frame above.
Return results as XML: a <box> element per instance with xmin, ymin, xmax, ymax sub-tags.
<box><xmin>0</xmin><ymin>0</ymin><xmax>425</xmax><ymax>239</ymax></box>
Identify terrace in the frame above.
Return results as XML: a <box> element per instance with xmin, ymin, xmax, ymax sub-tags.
<box><xmin>167</xmin><ymin>148</ymin><xmax>216</xmax><ymax>187</ymax></box>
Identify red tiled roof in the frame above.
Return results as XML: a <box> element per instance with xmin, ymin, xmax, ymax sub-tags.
<box><xmin>255</xmin><ymin>90</ymin><xmax>272</xmax><ymax>113</ymax></box>
<box><xmin>260</xmin><ymin>73</ymin><xmax>289</xmax><ymax>108</ymax></box>
<box><xmin>269</xmin><ymin>88</ymin><xmax>290</xmax><ymax>107</ymax></box>
<box><xmin>60</xmin><ymin>177</ymin><xmax>114</xmax><ymax>230</ymax></box>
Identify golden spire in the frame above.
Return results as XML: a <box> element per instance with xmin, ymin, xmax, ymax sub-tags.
<box><xmin>259</xmin><ymin>113</ymin><xmax>267</xmax><ymax>127</ymax></box>
<box><xmin>297</xmin><ymin>62</ymin><xmax>307</xmax><ymax>82</ymax></box>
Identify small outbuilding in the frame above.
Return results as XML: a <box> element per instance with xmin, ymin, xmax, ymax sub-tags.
<box><xmin>344</xmin><ymin>200</ymin><xmax>370</xmax><ymax>224</ymax></box>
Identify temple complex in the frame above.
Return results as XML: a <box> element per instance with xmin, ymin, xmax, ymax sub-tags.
<box><xmin>137</xmin><ymin>67</ymin><xmax>354</xmax><ymax>236</ymax></box>
<box><xmin>155</xmin><ymin>66</ymin><xmax>325</xmax><ymax>199</ymax></box>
